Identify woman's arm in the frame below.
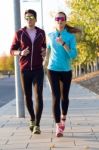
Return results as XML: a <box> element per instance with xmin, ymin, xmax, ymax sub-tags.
<box><xmin>56</xmin><ymin>35</ymin><xmax>77</xmax><ymax>59</ymax></box>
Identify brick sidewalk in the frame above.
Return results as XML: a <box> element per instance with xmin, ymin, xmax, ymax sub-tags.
<box><xmin>0</xmin><ymin>78</ymin><xmax>99</xmax><ymax>150</ymax></box>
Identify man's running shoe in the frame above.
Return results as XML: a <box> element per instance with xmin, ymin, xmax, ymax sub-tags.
<box><xmin>29</xmin><ymin>120</ymin><xmax>35</xmax><ymax>132</ymax></box>
<box><xmin>33</xmin><ymin>126</ymin><xmax>41</xmax><ymax>134</ymax></box>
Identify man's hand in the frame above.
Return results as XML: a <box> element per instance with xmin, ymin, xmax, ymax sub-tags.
<box><xmin>21</xmin><ymin>47</ymin><xmax>30</xmax><ymax>56</ymax></box>
<box><xmin>41</xmin><ymin>48</ymin><xmax>46</xmax><ymax>59</ymax></box>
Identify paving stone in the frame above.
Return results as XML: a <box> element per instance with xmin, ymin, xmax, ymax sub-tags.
<box><xmin>0</xmin><ymin>82</ymin><xmax>99</xmax><ymax>150</ymax></box>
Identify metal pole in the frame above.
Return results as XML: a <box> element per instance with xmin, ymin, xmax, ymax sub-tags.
<box><xmin>40</xmin><ymin>0</ymin><xmax>43</xmax><ymax>29</ymax></box>
<box><xmin>13</xmin><ymin>0</ymin><xmax>25</xmax><ymax>118</ymax></box>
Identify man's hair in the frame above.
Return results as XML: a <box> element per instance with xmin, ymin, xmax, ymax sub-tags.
<box><xmin>24</xmin><ymin>9</ymin><xmax>37</xmax><ymax>19</ymax></box>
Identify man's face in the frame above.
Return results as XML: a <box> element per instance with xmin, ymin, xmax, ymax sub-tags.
<box><xmin>25</xmin><ymin>13</ymin><xmax>37</xmax><ymax>28</ymax></box>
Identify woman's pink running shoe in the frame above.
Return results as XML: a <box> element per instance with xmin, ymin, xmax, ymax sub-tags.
<box><xmin>61</xmin><ymin>120</ymin><xmax>65</xmax><ymax>131</ymax></box>
<box><xmin>56</xmin><ymin>124</ymin><xmax>63</xmax><ymax>137</ymax></box>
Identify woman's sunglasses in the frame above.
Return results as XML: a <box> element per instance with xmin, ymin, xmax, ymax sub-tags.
<box><xmin>55</xmin><ymin>17</ymin><xmax>65</xmax><ymax>22</ymax></box>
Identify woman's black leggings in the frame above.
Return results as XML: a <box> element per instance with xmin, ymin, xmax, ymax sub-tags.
<box><xmin>21</xmin><ymin>68</ymin><xmax>44</xmax><ymax>126</ymax></box>
<box><xmin>47</xmin><ymin>70</ymin><xmax>72</xmax><ymax>123</ymax></box>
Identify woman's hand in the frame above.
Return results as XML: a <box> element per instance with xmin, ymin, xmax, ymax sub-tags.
<box><xmin>56</xmin><ymin>37</ymin><xmax>69</xmax><ymax>50</ymax></box>
<box><xmin>56</xmin><ymin>37</ymin><xmax>63</xmax><ymax>45</ymax></box>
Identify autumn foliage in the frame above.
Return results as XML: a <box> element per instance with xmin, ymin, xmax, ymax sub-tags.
<box><xmin>0</xmin><ymin>55</ymin><xmax>14</xmax><ymax>73</ymax></box>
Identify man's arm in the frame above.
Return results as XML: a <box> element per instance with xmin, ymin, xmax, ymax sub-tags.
<box><xmin>41</xmin><ymin>48</ymin><xmax>46</xmax><ymax>60</ymax></box>
<box><xmin>41</xmin><ymin>31</ymin><xmax>47</xmax><ymax>60</ymax></box>
<box><xmin>11</xmin><ymin>47</ymin><xmax>30</xmax><ymax>56</ymax></box>
<box><xmin>43</xmin><ymin>48</ymin><xmax>50</xmax><ymax>67</ymax></box>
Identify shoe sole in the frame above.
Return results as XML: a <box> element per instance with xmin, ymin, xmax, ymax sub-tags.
<box><xmin>33</xmin><ymin>131</ymin><xmax>41</xmax><ymax>134</ymax></box>
<box><xmin>56</xmin><ymin>133</ymin><xmax>63</xmax><ymax>137</ymax></box>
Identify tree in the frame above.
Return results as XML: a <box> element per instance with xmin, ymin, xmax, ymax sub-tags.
<box><xmin>0</xmin><ymin>55</ymin><xmax>14</xmax><ymax>72</ymax></box>
<box><xmin>69</xmin><ymin>0</ymin><xmax>99</xmax><ymax>51</ymax></box>
<box><xmin>67</xmin><ymin>0</ymin><xmax>99</xmax><ymax>73</ymax></box>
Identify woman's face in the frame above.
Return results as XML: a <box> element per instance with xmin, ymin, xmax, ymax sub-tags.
<box><xmin>55</xmin><ymin>13</ymin><xmax>66</xmax><ymax>30</ymax></box>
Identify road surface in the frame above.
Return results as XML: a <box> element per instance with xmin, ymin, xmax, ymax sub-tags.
<box><xmin>0</xmin><ymin>76</ymin><xmax>15</xmax><ymax>107</ymax></box>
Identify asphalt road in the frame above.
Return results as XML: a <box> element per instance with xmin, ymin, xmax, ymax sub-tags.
<box><xmin>0</xmin><ymin>76</ymin><xmax>15</xmax><ymax>107</ymax></box>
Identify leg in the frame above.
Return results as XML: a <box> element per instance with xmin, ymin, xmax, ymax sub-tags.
<box><xmin>47</xmin><ymin>70</ymin><xmax>61</xmax><ymax>123</ymax></box>
<box><xmin>58</xmin><ymin>71</ymin><xmax>72</xmax><ymax>133</ymax></box>
<box><xmin>33</xmin><ymin>68</ymin><xmax>44</xmax><ymax>127</ymax></box>
<box><xmin>60</xmin><ymin>71</ymin><xmax>72</xmax><ymax>118</ymax></box>
<box><xmin>21</xmin><ymin>71</ymin><xmax>35</xmax><ymax>121</ymax></box>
